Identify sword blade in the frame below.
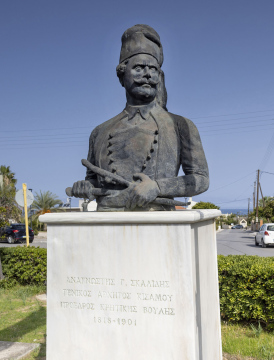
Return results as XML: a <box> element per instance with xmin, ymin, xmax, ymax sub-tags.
<box><xmin>81</xmin><ymin>159</ymin><xmax>131</xmax><ymax>187</ymax></box>
<box><xmin>81</xmin><ymin>159</ymin><xmax>190</xmax><ymax>208</ymax></box>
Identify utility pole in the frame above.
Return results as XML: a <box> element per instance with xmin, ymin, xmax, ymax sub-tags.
<box><xmin>248</xmin><ymin>198</ymin><xmax>250</xmax><ymax>216</ymax></box>
<box><xmin>29</xmin><ymin>188</ymin><xmax>33</xmax><ymax>229</ymax></box>
<box><xmin>253</xmin><ymin>181</ymin><xmax>256</xmax><ymax>211</ymax></box>
<box><xmin>256</xmin><ymin>169</ymin><xmax>260</xmax><ymax>227</ymax></box>
<box><xmin>259</xmin><ymin>183</ymin><xmax>266</xmax><ymax>207</ymax></box>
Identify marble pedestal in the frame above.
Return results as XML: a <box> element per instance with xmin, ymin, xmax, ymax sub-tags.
<box><xmin>40</xmin><ymin>209</ymin><xmax>222</xmax><ymax>360</ymax></box>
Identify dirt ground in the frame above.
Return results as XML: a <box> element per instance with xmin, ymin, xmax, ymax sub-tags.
<box><xmin>223</xmin><ymin>353</ymin><xmax>256</xmax><ymax>360</ymax></box>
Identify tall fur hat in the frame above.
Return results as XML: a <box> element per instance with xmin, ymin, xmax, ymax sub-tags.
<box><xmin>119</xmin><ymin>24</ymin><xmax>163</xmax><ymax>66</ymax></box>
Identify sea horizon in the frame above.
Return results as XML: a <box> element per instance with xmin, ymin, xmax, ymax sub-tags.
<box><xmin>220</xmin><ymin>208</ymin><xmax>248</xmax><ymax>215</ymax></box>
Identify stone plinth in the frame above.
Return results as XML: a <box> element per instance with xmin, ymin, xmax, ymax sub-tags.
<box><xmin>39</xmin><ymin>210</ymin><xmax>222</xmax><ymax>360</ymax></box>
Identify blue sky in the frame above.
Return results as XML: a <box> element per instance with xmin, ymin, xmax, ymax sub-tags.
<box><xmin>1</xmin><ymin>0</ymin><xmax>274</xmax><ymax>209</ymax></box>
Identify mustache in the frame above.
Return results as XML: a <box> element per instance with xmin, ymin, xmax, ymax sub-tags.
<box><xmin>134</xmin><ymin>78</ymin><xmax>159</xmax><ymax>86</ymax></box>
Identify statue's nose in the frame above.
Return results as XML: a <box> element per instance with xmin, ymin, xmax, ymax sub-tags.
<box><xmin>143</xmin><ymin>66</ymin><xmax>151</xmax><ymax>78</ymax></box>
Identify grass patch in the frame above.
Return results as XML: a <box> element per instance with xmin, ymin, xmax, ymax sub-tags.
<box><xmin>0</xmin><ymin>285</ymin><xmax>46</xmax><ymax>359</ymax></box>
<box><xmin>222</xmin><ymin>321</ymin><xmax>274</xmax><ymax>359</ymax></box>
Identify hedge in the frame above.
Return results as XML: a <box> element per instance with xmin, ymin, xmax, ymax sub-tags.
<box><xmin>218</xmin><ymin>255</ymin><xmax>274</xmax><ymax>328</ymax></box>
<box><xmin>1</xmin><ymin>248</ymin><xmax>274</xmax><ymax>327</ymax></box>
<box><xmin>0</xmin><ymin>246</ymin><xmax>47</xmax><ymax>288</ymax></box>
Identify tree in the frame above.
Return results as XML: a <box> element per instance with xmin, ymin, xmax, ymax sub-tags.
<box><xmin>0</xmin><ymin>166</ymin><xmax>20</xmax><ymax>280</ymax></box>
<box><xmin>225</xmin><ymin>213</ymin><xmax>238</xmax><ymax>225</ymax></box>
<box><xmin>0</xmin><ymin>185</ymin><xmax>21</xmax><ymax>224</ymax></box>
<box><xmin>192</xmin><ymin>201</ymin><xmax>220</xmax><ymax>210</ymax></box>
<box><xmin>259</xmin><ymin>196</ymin><xmax>274</xmax><ymax>207</ymax></box>
<box><xmin>32</xmin><ymin>190</ymin><xmax>63</xmax><ymax>215</ymax></box>
<box><xmin>263</xmin><ymin>201</ymin><xmax>274</xmax><ymax>221</ymax></box>
<box><xmin>250</xmin><ymin>201</ymin><xmax>274</xmax><ymax>223</ymax></box>
<box><xmin>0</xmin><ymin>165</ymin><xmax>17</xmax><ymax>187</ymax></box>
<box><xmin>32</xmin><ymin>191</ymin><xmax>63</xmax><ymax>230</ymax></box>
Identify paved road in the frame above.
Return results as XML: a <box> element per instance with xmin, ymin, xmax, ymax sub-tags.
<box><xmin>0</xmin><ymin>236</ymin><xmax>47</xmax><ymax>249</ymax></box>
<box><xmin>217</xmin><ymin>229</ymin><xmax>274</xmax><ymax>257</ymax></box>
<box><xmin>2</xmin><ymin>229</ymin><xmax>274</xmax><ymax>256</ymax></box>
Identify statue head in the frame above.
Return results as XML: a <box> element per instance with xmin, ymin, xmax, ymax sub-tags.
<box><xmin>116</xmin><ymin>25</ymin><xmax>167</xmax><ymax>109</ymax></box>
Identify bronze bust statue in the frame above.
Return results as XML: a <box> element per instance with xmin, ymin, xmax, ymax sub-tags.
<box><xmin>67</xmin><ymin>24</ymin><xmax>209</xmax><ymax>211</ymax></box>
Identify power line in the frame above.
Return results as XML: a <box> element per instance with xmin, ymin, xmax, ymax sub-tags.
<box><xmin>202</xmin><ymin>126</ymin><xmax>274</xmax><ymax>136</ymax></box>
<box><xmin>2</xmin><ymin>115</ymin><xmax>273</xmax><ymax>140</ymax></box>
<box><xmin>1</xmin><ymin>118</ymin><xmax>273</xmax><ymax>142</ymax></box>
<box><xmin>215</xmin><ymin>198</ymin><xmax>249</xmax><ymax>204</ymax></box>
<box><xmin>206</xmin><ymin>171</ymin><xmax>255</xmax><ymax>194</ymax></box>
<box><xmin>2</xmin><ymin>124</ymin><xmax>274</xmax><ymax>147</ymax></box>
<box><xmin>232</xmin><ymin>183</ymin><xmax>254</xmax><ymax>203</ymax></box>
<box><xmin>1</xmin><ymin>109</ymin><xmax>274</xmax><ymax>134</ymax></box>
<box><xmin>0</xmin><ymin>135</ymin><xmax>88</xmax><ymax>144</ymax></box>
<box><xmin>199</xmin><ymin>121</ymin><xmax>274</xmax><ymax>133</ymax></box>
<box><xmin>1</xmin><ymin>132</ymin><xmax>89</xmax><ymax>140</ymax></box>
<box><xmin>0</xmin><ymin>140</ymin><xmax>86</xmax><ymax>150</ymax></box>
<box><xmin>258</xmin><ymin>131</ymin><xmax>274</xmax><ymax>171</ymax></box>
<box><xmin>0</xmin><ymin>125</ymin><xmax>93</xmax><ymax>133</ymax></box>
<box><xmin>191</xmin><ymin>109</ymin><xmax>274</xmax><ymax>119</ymax></box>
<box><xmin>197</xmin><ymin>117</ymin><xmax>274</xmax><ymax>128</ymax></box>
<box><xmin>0</xmin><ymin>140</ymin><xmax>86</xmax><ymax>148</ymax></box>
<box><xmin>0</xmin><ymin>143</ymin><xmax>86</xmax><ymax>150</ymax></box>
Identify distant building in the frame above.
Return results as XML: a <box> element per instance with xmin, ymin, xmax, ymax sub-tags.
<box><xmin>78</xmin><ymin>199</ymin><xmax>97</xmax><ymax>211</ymax></box>
<box><xmin>175</xmin><ymin>206</ymin><xmax>185</xmax><ymax>210</ymax></box>
<box><xmin>187</xmin><ymin>197</ymin><xmax>197</xmax><ymax>209</ymax></box>
<box><xmin>239</xmin><ymin>219</ymin><xmax>247</xmax><ymax>228</ymax></box>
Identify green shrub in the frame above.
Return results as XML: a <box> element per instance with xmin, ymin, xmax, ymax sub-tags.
<box><xmin>192</xmin><ymin>201</ymin><xmax>220</xmax><ymax>209</ymax></box>
<box><xmin>218</xmin><ymin>255</ymin><xmax>274</xmax><ymax>328</ymax></box>
<box><xmin>0</xmin><ymin>246</ymin><xmax>47</xmax><ymax>288</ymax></box>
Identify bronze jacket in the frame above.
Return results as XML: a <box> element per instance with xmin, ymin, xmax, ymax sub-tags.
<box><xmin>85</xmin><ymin>103</ymin><xmax>209</xmax><ymax>199</ymax></box>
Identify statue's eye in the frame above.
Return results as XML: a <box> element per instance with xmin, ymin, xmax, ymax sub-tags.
<box><xmin>134</xmin><ymin>66</ymin><xmax>142</xmax><ymax>72</ymax></box>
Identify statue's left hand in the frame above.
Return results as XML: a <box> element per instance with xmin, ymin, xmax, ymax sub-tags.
<box><xmin>126</xmin><ymin>173</ymin><xmax>160</xmax><ymax>210</ymax></box>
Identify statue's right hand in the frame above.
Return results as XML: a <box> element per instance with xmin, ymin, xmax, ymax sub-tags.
<box><xmin>71</xmin><ymin>180</ymin><xmax>95</xmax><ymax>200</ymax></box>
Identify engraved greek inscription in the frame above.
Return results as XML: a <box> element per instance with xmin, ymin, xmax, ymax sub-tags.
<box><xmin>61</xmin><ymin>302</ymin><xmax>95</xmax><ymax>310</ymax></box>
<box><xmin>66</xmin><ymin>277</ymin><xmax>115</xmax><ymax>285</ymax></box>
<box><xmin>130</xmin><ymin>280</ymin><xmax>169</xmax><ymax>288</ymax></box>
<box><xmin>93</xmin><ymin>317</ymin><xmax>137</xmax><ymax>326</ymax></box>
<box><xmin>143</xmin><ymin>307</ymin><xmax>175</xmax><ymax>315</ymax></box>
<box><xmin>100</xmin><ymin>304</ymin><xmax>137</xmax><ymax>313</ymax></box>
<box><xmin>63</xmin><ymin>289</ymin><xmax>92</xmax><ymax>297</ymax></box>
<box><xmin>62</xmin><ymin>276</ymin><xmax>175</xmax><ymax>321</ymax></box>
<box><xmin>137</xmin><ymin>293</ymin><xmax>173</xmax><ymax>301</ymax></box>
<box><xmin>98</xmin><ymin>291</ymin><xmax>131</xmax><ymax>299</ymax></box>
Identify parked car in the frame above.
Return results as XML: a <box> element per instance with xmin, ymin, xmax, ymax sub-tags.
<box><xmin>0</xmin><ymin>224</ymin><xmax>34</xmax><ymax>244</ymax></box>
<box><xmin>255</xmin><ymin>223</ymin><xmax>274</xmax><ymax>247</ymax></box>
<box><xmin>231</xmin><ymin>224</ymin><xmax>243</xmax><ymax>229</ymax></box>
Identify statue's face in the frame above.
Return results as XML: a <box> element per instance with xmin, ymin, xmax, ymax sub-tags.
<box><xmin>123</xmin><ymin>54</ymin><xmax>160</xmax><ymax>102</ymax></box>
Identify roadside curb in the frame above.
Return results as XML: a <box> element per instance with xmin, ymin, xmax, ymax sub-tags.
<box><xmin>0</xmin><ymin>341</ymin><xmax>39</xmax><ymax>360</ymax></box>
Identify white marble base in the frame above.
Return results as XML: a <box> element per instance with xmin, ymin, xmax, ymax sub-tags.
<box><xmin>40</xmin><ymin>210</ymin><xmax>222</xmax><ymax>360</ymax></box>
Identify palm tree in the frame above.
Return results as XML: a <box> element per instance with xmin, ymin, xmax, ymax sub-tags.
<box><xmin>32</xmin><ymin>191</ymin><xmax>63</xmax><ymax>216</ymax></box>
<box><xmin>0</xmin><ymin>165</ymin><xmax>17</xmax><ymax>187</ymax></box>
<box><xmin>32</xmin><ymin>191</ymin><xmax>63</xmax><ymax>230</ymax></box>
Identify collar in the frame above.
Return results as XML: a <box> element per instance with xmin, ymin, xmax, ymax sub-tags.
<box><xmin>124</xmin><ymin>100</ymin><xmax>158</xmax><ymax>120</ymax></box>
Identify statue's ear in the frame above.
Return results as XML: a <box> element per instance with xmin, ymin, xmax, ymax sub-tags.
<box><xmin>116</xmin><ymin>62</ymin><xmax>127</xmax><ymax>88</ymax></box>
<box><xmin>116</xmin><ymin>64</ymin><xmax>126</xmax><ymax>87</ymax></box>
